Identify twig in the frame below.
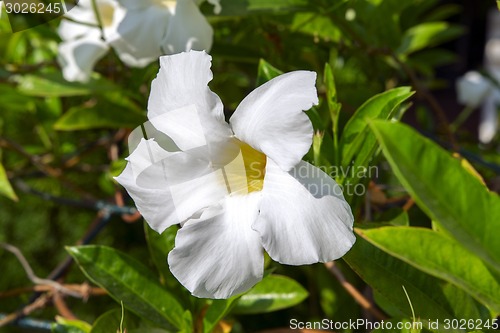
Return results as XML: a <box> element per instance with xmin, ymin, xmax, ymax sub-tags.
<box><xmin>0</xmin><ymin>135</ymin><xmax>95</xmax><ymax>200</ymax></box>
<box><xmin>0</xmin><ymin>313</ymin><xmax>53</xmax><ymax>331</ymax></box>
<box><xmin>0</xmin><ymin>243</ymin><xmax>82</xmax><ymax>298</ymax></box>
<box><xmin>0</xmin><ymin>284</ymin><xmax>106</xmax><ymax>298</ymax></box>
<box><xmin>0</xmin><ymin>293</ymin><xmax>52</xmax><ymax>327</ymax></box>
<box><xmin>324</xmin><ymin>261</ymin><xmax>387</xmax><ymax>320</ymax></box>
<box><xmin>14</xmin><ymin>179</ymin><xmax>137</xmax><ymax>215</ymax></box>
<box><xmin>53</xmin><ymin>293</ymin><xmax>77</xmax><ymax>320</ymax></box>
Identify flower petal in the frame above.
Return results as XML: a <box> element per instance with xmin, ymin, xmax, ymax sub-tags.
<box><xmin>58</xmin><ymin>37</ymin><xmax>109</xmax><ymax>82</ymax></box>
<box><xmin>456</xmin><ymin>71</ymin><xmax>492</xmax><ymax>108</ymax></box>
<box><xmin>115</xmin><ymin>138</ymin><xmax>229</xmax><ymax>233</ymax></box>
<box><xmin>253</xmin><ymin>160</ymin><xmax>355</xmax><ymax>265</ymax></box>
<box><xmin>168</xmin><ymin>193</ymin><xmax>264</xmax><ymax>298</ymax></box>
<box><xmin>162</xmin><ymin>0</ymin><xmax>213</xmax><ymax>54</ymax></box>
<box><xmin>148</xmin><ymin>51</ymin><xmax>223</xmax><ymax>121</ymax></box>
<box><xmin>110</xmin><ymin>4</ymin><xmax>171</xmax><ymax>67</ymax></box>
<box><xmin>479</xmin><ymin>94</ymin><xmax>499</xmax><ymax>144</ymax></box>
<box><xmin>147</xmin><ymin>51</ymin><xmax>233</xmax><ymax>159</ymax></box>
<box><xmin>230</xmin><ymin>71</ymin><xmax>318</xmax><ymax>171</ymax></box>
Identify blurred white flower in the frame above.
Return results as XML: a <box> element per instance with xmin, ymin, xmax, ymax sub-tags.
<box><xmin>58</xmin><ymin>0</ymin><xmax>218</xmax><ymax>82</ymax></box>
<box><xmin>57</xmin><ymin>0</ymin><xmax>124</xmax><ymax>82</ymax></box>
<box><xmin>456</xmin><ymin>71</ymin><xmax>500</xmax><ymax>143</ymax></box>
<box><xmin>115</xmin><ymin>50</ymin><xmax>356</xmax><ymax>299</ymax></box>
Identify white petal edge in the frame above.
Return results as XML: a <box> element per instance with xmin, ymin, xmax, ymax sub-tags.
<box><xmin>58</xmin><ymin>37</ymin><xmax>109</xmax><ymax>83</ymax></box>
<box><xmin>253</xmin><ymin>160</ymin><xmax>355</xmax><ymax>265</ymax></box>
<box><xmin>168</xmin><ymin>192</ymin><xmax>264</xmax><ymax>298</ymax></box>
<box><xmin>230</xmin><ymin>71</ymin><xmax>318</xmax><ymax>172</ymax></box>
<box><xmin>147</xmin><ymin>51</ymin><xmax>233</xmax><ymax>160</ymax></box>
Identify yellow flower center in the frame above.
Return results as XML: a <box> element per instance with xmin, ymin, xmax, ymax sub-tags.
<box><xmin>98</xmin><ymin>3</ymin><xmax>115</xmax><ymax>28</ymax></box>
<box><xmin>222</xmin><ymin>140</ymin><xmax>266</xmax><ymax>195</ymax></box>
<box><xmin>152</xmin><ymin>0</ymin><xmax>177</xmax><ymax>10</ymax></box>
<box><xmin>240</xmin><ymin>141</ymin><xmax>266</xmax><ymax>193</ymax></box>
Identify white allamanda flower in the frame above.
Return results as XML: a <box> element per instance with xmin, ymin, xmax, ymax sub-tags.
<box><xmin>57</xmin><ymin>0</ymin><xmax>125</xmax><ymax>82</ymax></box>
<box><xmin>115</xmin><ymin>50</ymin><xmax>356</xmax><ymax>299</ymax></box>
<box><xmin>456</xmin><ymin>71</ymin><xmax>500</xmax><ymax>143</ymax></box>
<box><xmin>58</xmin><ymin>0</ymin><xmax>218</xmax><ymax>82</ymax></box>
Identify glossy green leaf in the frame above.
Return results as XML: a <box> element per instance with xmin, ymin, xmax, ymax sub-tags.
<box><xmin>0</xmin><ymin>163</ymin><xmax>18</xmax><ymax>201</ymax></box>
<box><xmin>90</xmin><ymin>308</ymin><xmax>139</xmax><ymax>333</ymax></box>
<box><xmin>397</xmin><ymin>22</ymin><xmax>464</xmax><ymax>56</ymax></box>
<box><xmin>16</xmin><ymin>73</ymin><xmax>117</xmax><ymax>97</ymax></box>
<box><xmin>324</xmin><ymin>63</ymin><xmax>341</xmax><ymax>166</ymax></box>
<box><xmin>143</xmin><ymin>223</ymin><xmax>192</xmax><ymax>308</ymax></box>
<box><xmin>54</xmin><ymin>102</ymin><xmax>146</xmax><ymax>131</ymax></box>
<box><xmin>52</xmin><ymin>318</ymin><xmax>91</xmax><ymax>333</ymax></box>
<box><xmin>203</xmin><ymin>297</ymin><xmax>239</xmax><ymax>333</ymax></box>
<box><xmin>219</xmin><ymin>0</ymin><xmax>309</xmax><ymax>15</ymax></box>
<box><xmin>344</xmin><ymin>236</ymin><xmax>487</xmax><ymax>332</ymax></box>
<box><xmin>369</xmin><ymin>121</ymin><xmax>500</xmax><ymax>273</ymax></box>
<box><xmin>66</xmin><ymin>245</ymin><xmax>188</xmax><ymax>331</ymax></box>
<box><xmin>358</xmin><ymin>227</ymin><xmax>500</xmax><ymax>313</ymax></box>
<box><xmin>232</xmin><ymin>275</ymin><xmax>308</xmax><ymax>314</ymax></box>
<box><xmin>256</xmin><ymin>59</ymin><xmax>283</xmax><ymax>86</ymax></box>
<box><xmin>340</xmin><ymin>87</ymin><xmax>413</xmax><ymax>184</ymax></box>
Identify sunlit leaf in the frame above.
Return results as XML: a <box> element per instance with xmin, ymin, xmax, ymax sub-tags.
<box><xmin>15</xmin><ymin>73</ymin><xmax>118</xmax><ymax>97</ymax></box>
<box><xmin>358</xmin><ymin>227</ymin><xmax>500</xmax><ymax>313</ymax></box>
<box><xmin>52</xmin><ymin>317</ymin><xmax>91</xmax><ymax>333</ymax></box>
<box><xmin>397</xmin><ymin>22</ymin><xmax>464</xmax><ymax>56</ymax></box>
<box><xmin>256</xmin><ymin>59</ymin><xmax>283</xmax><ymax>86</ymax></box>
<box><xmin>345</xmin><ymin>236</ymin><xmax>488</xmax><ymax>332</ymax></box>
<box><xmin>67</xmin><ymin>245</ymin><xmax>188</xmax><ymax>331</ymax></box>
<box><xmin>369</xmin><ymin>121</ymin><xmax>500</xmax><ymax>274</ymax></box>
<box><xmin>0</xmin><ymin>163</ymin><xmax>18</xmax><ymax>201</ymax></box>
<box><xmin>232</xmin><ymin>275</ymin><xmax>308</xmax><ymax>314</ymax></box>
<box><xmin>339</xmin><ymin>87</ymin><xmax>413</xmax><ymax>187</ymax></box>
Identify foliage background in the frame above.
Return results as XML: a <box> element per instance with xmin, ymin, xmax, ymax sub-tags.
<box><xmin>1</xmin><ymin>0</ymin><xmax>499</xmax><ymax>332</ymax></box>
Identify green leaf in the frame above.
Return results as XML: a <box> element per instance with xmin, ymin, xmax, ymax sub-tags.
<box><xmin>15</xmin><ymin>73</ymin><xmax>118</xmax><ymax>97</ymax></box>
<box><xmin>344</xmin><ymin>236</ymin><xmax>487</xmax><ymax>332</ymax></box>
<box><xmin>369</xmin><ymin>121</ymin><xmax>500</xmax><ymax>274</ymax></box>
<box><xmin>219</xmin><ymin>0</ymin><xmax>309</xmax><ymax>15</ymax></box>
<box><xmin>91</xmin><ymin>308</ymin><xmax>139</xmax><ymax>333</ymax></box>
<box><xmin>340</xmin><ymin>87</ymin><xmax>413</xmax><ymax>184</ymax></box>
<box><xmin>358</xmin><ymin>227</ymin><xmax>500</xmax><ymax>313</ymax></box>
<box><xmin>202</xmin><ymin>298</ymin><xmax>239</xmax><ymax>333</ymax></box>
<box><xmin>324</xmin><ymin>63</ymin><xmax>341</xmax><ymax>165</ymax></box>
<box><xmin>0</xmin><ymin>163</ymin><xmax>18</xmax><ymax>201</ymax></box>
<box><xmin>52</xmin><ymin>318</ymin><xmax>92</xmax><ymax>333</ymax></box>
<box><xmin>397</xmin><ymin>22</ymin><xmax>464</xmax><ymax>56</ymax></box>
<box><xmin>143</xmin><ymin>223</ymin><xmax>192</xmax><ymax>308</ymax></box>
<box><xmin>232</xmin><ymin>275</ymin><xmax>308</xmax><ymax>314</ymax></box>
<box><xmin>256</xmin><ymin>59</ymin><xmax>283</xmax><ymax>86</ymax></box>
<box><xmin>66</xmin><ymin>245</ymin><xmax>188</xmax><ymax>331</ymax></box>
<box><xmin>54</xmin><ymin>99</ymin><xmax>146</xmax><ymax>131</ymax></box>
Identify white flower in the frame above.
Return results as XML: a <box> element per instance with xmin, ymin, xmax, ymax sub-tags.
<box><xmin>58</xmin><ymin>0</ymin><xmax>217</xmax><ymax>82</ymax></box>
<box><xmin>109</xmin><ymin>0</ymin><xmax>215</xmax><ymax>67</ymax></box>
<box><xmin>456</xmin><ymin>71</ymin><xmax>500</xmax><ymax>143</ymax></box>
<box><xmin>115</xmin><ymin>51</ymin><xmax>356</xmax><ymax>299</ymax></box>
<box><xmin>57</xmin><ymin>0</ymin><xmax>125</xmax><ymax>82</ymax></box>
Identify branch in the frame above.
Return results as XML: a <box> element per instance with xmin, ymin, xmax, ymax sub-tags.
<box><xmin>0</xmin><ymin>243</ymin><xmax>82</xmax><ymax>298</ymax></box>
<box><xmin>324</xmin><ymin>261</ymin><xmax>387</xmax><ymax>321</ymax></box>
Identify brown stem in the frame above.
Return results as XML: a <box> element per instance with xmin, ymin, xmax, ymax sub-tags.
<box><xmin>324</xmin><ymin>262</ymin><xmax>387</xmax><ymax>321</ymax></box>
